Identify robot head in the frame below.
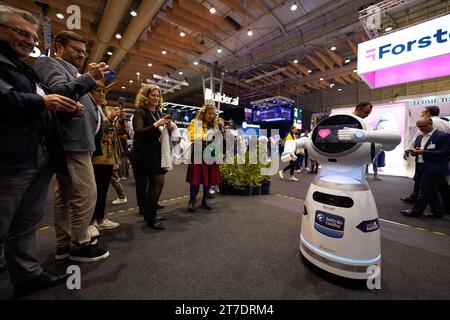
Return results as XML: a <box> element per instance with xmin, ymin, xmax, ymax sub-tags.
<box><xmin>308</xmin><ymin>113</ymin><xmax>374</xmax><ymax>170</ymax></box>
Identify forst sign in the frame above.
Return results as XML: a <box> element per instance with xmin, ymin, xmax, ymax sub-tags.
<box><xmin>358</xmin><ymin>14</ymin><xmax>450</xmax><ymax>88</ymax></box>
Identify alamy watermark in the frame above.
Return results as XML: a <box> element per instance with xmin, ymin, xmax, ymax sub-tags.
<box><xmin>366</xmin><ymin>265</ymin><xmax>381</xmax><ymax>290</ymax></box>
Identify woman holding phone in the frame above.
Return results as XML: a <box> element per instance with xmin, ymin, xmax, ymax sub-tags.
<box><xmin>132</xmin><ymin>84</ymin><xmax>173</xmax><ymax>229</ymax></box>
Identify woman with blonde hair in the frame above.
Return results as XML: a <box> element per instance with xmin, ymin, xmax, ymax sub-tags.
<box><xmin>133</xmin><ymin>84</ymin><xmax>172</xmax><ymax>229</ymax></box>
<box><xmin>90</xmin><ymin>81</ymin><xmax>121</xmax><ymax>230</ymax></box>
<box><xmin>186</xmin><ymin>102</ymin><xmax>221</xmax><ymax>212</ymax></box>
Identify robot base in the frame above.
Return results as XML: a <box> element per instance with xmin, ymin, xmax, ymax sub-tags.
<box><xmin>300</xmin><ymin>179</ymin><xmax>381</xmax><ymax>280</ymax></box>
<box><xmin>300</xmin><ymin>238</ymin><xmax>380</xmax><ymax>281</ymax></box>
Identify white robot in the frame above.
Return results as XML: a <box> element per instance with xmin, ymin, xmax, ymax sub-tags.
<box><xmin>282</xmin><ymin>112</ymin><xmax>400</xmax><ymax>279</ymax></box>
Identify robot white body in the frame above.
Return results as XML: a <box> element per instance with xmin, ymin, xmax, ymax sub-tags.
<box><xmin>283</xmin><ymin>113</ymin><xmax>400</xmax><ymax>279</ymax></box>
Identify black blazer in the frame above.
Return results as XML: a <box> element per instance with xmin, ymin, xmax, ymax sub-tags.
<box><xmin>414</xmin><ymin>129</ymin><xmax>450</xmax><ymax>176</ymax></box>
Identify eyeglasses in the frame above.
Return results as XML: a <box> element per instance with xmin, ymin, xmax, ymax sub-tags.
<box><xmin>0</xmin><ymin>23</ymin><xmax>39</xmax><ymax>46</ymax></box>
<box><xmin>65</xmin><ymin>43</ymin><xmax>89</xmax><ymax>58</ymax></box>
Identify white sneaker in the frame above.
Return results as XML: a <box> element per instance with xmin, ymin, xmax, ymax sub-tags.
<box><xmin>278</xmin><ymin>170</ymin><xmax>284</xmax><ymax>179</ymax></box>
<box><xmin>294</xmin><ymin>168</ymin><xmax>303</xmax><ymax>173</ymax></box>
<box><xmin>96</xmin><ymin>219</ymin><xmax>120</xmax><ymax>230</ymax></box>
<box><xmin>87</xmin><ymin>224</ymin><xmax>100</xmax><ymax>238</ymax></box>
<box><xmin>289</xmin><ymin>176</ymin><xmax>298</xmax><ymax>181</ymax></box>
<box><xmin>112</xmin><ymin>197</ymin><xmax>127</xmax><ymax>205</ymax></box>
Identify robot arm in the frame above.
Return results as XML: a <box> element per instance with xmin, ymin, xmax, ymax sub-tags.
<box><xmin>281</xmin><ymin>137</ymin><xmax>308</xmax><ymax>162</ymax></box>
<box><xmin>338</xmin><ymin>128</ymin><xmax>401</xmax><ymax>151</ymax></box>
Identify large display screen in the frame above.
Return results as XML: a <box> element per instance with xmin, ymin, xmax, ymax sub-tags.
<box><xmin>253</xmin><ymin>106</ymin><xmax>291</xmax><ymax>122</ymax></box>
<box><xmin>244</xmin><ymin>108</ymin><xmax>253</xmax><ymax>122</ymax></box>
<box><xmin>312</xmin><ymin>115</ymin><xmax>362</xmax><ymax>154</ymax></box>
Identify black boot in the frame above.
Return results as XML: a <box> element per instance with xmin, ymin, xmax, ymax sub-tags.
<box><xmin>144</xmin><ymin>206</ymin><xmax>165</xmax><ymax>229</ymax></box>
<box><xmin>201</xmin><ymin>196</ymin><xmax>212</xmax><ymax>210</ymax></box>
<box><xmin>188</xmin><ymin>199</ymin><xmax>196</xmax><ymax>212</ymax></box>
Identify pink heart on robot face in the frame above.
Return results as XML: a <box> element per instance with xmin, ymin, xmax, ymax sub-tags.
<box><xmin>318</xmin><ymin>128</ymin><xmax>331</xmax><ymax>139</ymax></box>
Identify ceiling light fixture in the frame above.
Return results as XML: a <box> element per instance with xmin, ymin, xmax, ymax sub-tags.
<box><xmin>338</xmin><ymin>88</ymin><xmax>342</xmax><ymax>91</ymax></box>
<box><xmin>330</xmin><ymin>83</ymin><xmax>335</xmax><ymax>88</ymax></box>
<box><xmin>217</xmin><ymin>47</ymin><xmax>222</xmax><ymax>53</ymax></box>
<box><xmin>330</xmin><ymin>46</ymin><xmax>336</xmax><ymax>51</ymax></box>
<box><xmin>179</xmin><ymin>71</ymin><xmax>183</xmax><ymax>75</ymax></box>
<box><xmin>116</xmin><ymin>34</ymin><xmax>122</xmax><ymax>39</ymax></box>
<box><xmin>385</xmin><ymin>26</ymin><xmax>393</xmax><ymax>32</ymax></box>
<box><xmin>293</xmin><ymin>59</ymin><xmax>298</xmax><ymax>64</ymax></box>
<box><xmin>162</xmin><ymin>50</ymin><xmax>167</xmax><ymax>55</ymax></box>
<box><xmin>148</xmin><ymin>63</ymin><xmax>152</xmax><ymax>67</ymax></box>
<box><xmin>194</xmin><ymin>61</ymin><xmax>199</xmax><ymax>65</ymax></box>
<box><xmin>129</xmin><ymin>80</ymin><xmax>133</xmax><ymax>83</ymax></box>
<box><xmin>247</xmin><ymin>29</ymin><xmax>253</xmax><ymax>36</ymax></box>
<box><xmin>179</xmin><ymin>31</ymin><xmax>185</xmax><ymax>37</ymax></box>
<box><xmin>121</xmin><ymin>86</ymin><xmax>125</xmax><ymax>89</ymax></box>
<box><xmin>107</xmin><ymin>51</ymin><xmax>112</xmax><ymax>56</ymax></box>
<box><xmin>308</xmin><ymin>70</ymin><xmax>312</xmax><ymax>73</ymax></box>
<box><xmin>344</xmin><ymin>59</ymin><xmax>350</xmax><ymax>64</ymax></box>
<box><xmin>353</xmin><ymin>69</ymin><xmax>358</xmax><ymax>73</ymax></box>
<box><xmin>130</xmin><ymin>11</ymin><xmax>137</xmax><ymax>17</ymax></box>
<box><xmin>319</xmin><ymin>77</ymin><xmax>324</xmax><ymax>81</ymax></box>
<box><xmin>136</xmin><ymin>72</ymin><xmax>140</xmax><ymax>76</ymax></box>
<box><xmin>290</xmin><ymin>3</ymin><xmax>298</xmax><ymax>11</ymax></box>
<box><xmin>56</xmin><ymin>13</ymin><xmax>64</xmax><ymax>19</ymax></box>
<box><xmin>210</xmin><ymin>7</ymin><xmax>216</xmax><ymax>14</ymax></box>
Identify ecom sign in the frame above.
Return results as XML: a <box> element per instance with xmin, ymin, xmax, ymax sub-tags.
<box><xmin>358</xmin><ymin>14</ymin><xmax>450</xmax><ymax>89</ymax></box>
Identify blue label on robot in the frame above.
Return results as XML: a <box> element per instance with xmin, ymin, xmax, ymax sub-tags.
<box><xmin>314</xmin><ymin>211</ymin><xmax>345</xmax><ymax>238</ymax></box>
<box><xmin>356</xmin><ymin>219</ymin><xmax>380</xmax><ymax>233</ymax></box>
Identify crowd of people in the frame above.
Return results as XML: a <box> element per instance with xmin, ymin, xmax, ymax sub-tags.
<box><xmin>1</xmin><ymin>4</ymin><xmax>449</xmax><ymax>299</ymax></box>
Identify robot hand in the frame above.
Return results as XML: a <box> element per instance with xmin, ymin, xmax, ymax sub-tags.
<box><xmin>338</xmin><ymin>128</ymin><xmax>367</xmax><ymax>142</ymax></box>
<box><xmin>281</xmin><ymin>140</ymin><xmax>297</xmax><ymax>162</ymax></box>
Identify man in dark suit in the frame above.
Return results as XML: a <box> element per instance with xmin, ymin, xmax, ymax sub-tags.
<box><xmin>401</xmin><ymin>118</ymin><xmax>450</xmax><ymax>218</ymax></box>
<box><xmin>0</xmin><ymin>5</ymin><xmax>80</xmax><ymax>297</ymax></box>
<box><xmin>34</xmin><ymin>31</ymin><xmax>110</xmax><ymax>262</ymax></box>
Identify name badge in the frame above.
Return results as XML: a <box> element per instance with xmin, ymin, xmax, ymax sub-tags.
<box><xmin>428</xmin><ymin>143</ymin><xmax>436</xmax><ymax>149</ymax></box>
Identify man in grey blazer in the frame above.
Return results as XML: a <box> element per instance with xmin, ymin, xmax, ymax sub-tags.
<box><xmin>34</xmin><ymin>31</ymin><xmax>109</xmax><ymax>262</ymax></box>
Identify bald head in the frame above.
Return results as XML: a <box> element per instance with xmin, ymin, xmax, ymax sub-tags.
<box><xmin>416</xmin><ymin>117</ymin><xmax>433</xmax><ymax>134</ymax></box>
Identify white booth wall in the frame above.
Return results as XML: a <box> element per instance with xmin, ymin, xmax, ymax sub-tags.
<box><xmin>331</xmin><ymin>103</ymin><xmax>408</xmax><ymax>177</ymax></box>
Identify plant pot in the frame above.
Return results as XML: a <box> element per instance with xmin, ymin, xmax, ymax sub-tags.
<box><xmin>219</xmin><ymin>183</ymin><xmax>232</xmax><ymax>195</ymax></box>
<box><xmin>251</xmin><ymin>185</ymin><xmax>262</xmax><ymax>195</ymax></box>
<box><xmin>233</xmin><ymin>186</ymin><xmax>252</xmax><ymax>196</ymax></box>
<box><xmin>261</xmin><ymin>181</ymin><xmax>271</xmax><ymax>195</ymax></box>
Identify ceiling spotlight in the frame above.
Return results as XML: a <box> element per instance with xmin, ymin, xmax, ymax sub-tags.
<box><xmin>247</xmin><ymin>29</ymin><xmax>253</xmax><ymax>36</ymax></box>
<box><xmin>319</xmin><ymin>77</ymin><xmax>324</xmax><ymax>81</ymax></box>
<box><xmin>162</xmin><ymin>50</ymin><xmax>167</xmax><ymax>55</ymax></box>
<box><xmin>344</xmin><ymin>59</ymin><xmax>350</xmax><ymax>64</ymax></box>
<box><xmin>194</xmin><ymin>61</ymin><xmax>199</xmax><ymax>65</ymax></box>
<box><xmin>330</xmin><ymin>46</ymin><xmax>336</xmax><ymax>51</ymax></box>
<box><xmin>179</xmin><ymin>31</ymin><xmax>186</xmax><ymax>37</ymax></box>
<box><xmin>179</xmin><ymin>71</ymin><xmax>183</xmax><ymax>75</ymax></box>
<box><xmin>148</xmin><ymin>63</ymin><xmax>152</xmax><ymax>67</ymax></box>
<box><xmin>121</xmin><ymin>86</ymin><xmax>125</xmax><ymax>89</ymax></box>
<box><xmin>116</xmin><ymin>34</ymin><xmax>122</xmax><ymax>39</ymax></box>
<box><xmin>293</xmin><ymin>59</ymin><xmax>298</xmax><ymax>64</ymax></box>
<box><xmin>56</xmin><ymin>13</ymin><xmax>64</xmax><ymax>19</ymax></box>
<box><xmin>385</xmin><ymin>26</ymin><xmax>393</xmax><ymax>32</ymax></box>
<box><xmin>308</xmin><ymin>70</ymin><xmax>312</xmax><ymax>73</ymax></box>
<box><xmin>130</xmin><ymin>11</ymin><xmax>137</xmax><ymax>17</ymax></box>
<box><xmin>330</xmin><ymin>83</ymin><xmax>335</xmax><ymax>88</ymax></box>
<box><xmin>290</xmin><ymin>3</ymin><xmax>298</xmax><ymax>11</ymax></box>
<box><xmin>107</xmin><ymin>51</ymin><xmax>112</xmax><ymax>56</ymax></box>
<box><xmin>210</xmin><ymin>7</ymin><xmax>216</xmax><ymax>14</ymax></box>
<box><xmin>129</xmin><ymin>80</ymin><xmax>133</xmax><ymax>83</ymax></box>
<box><xmin>353</xmin><ymin>69</ymin><xmax>358</xmax><ymax>73</ymax></box>
<box><xmin>338</xmin><ymin>88</ymin><xmax>342</xmax><ymax>91</ymax></box>
<box><xmin>136</xmin><ymin>72</ymin><xmax>140</xmax><ymax>76</ymax></box>
<box><xmin>217</xmin><ymin>47</ymin><xmax>222</xmax><ymax>53</ymax></box>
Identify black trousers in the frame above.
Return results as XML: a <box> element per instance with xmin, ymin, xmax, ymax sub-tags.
<box><xmin>412</xmin><ymin>170</ymin><xmax>446</xmax><ymax>215</ymax></box>
<box><xmin>282</xmin><ymin>160</ymin><xmax>295</xmax><ymax>175</ymax></box>
<box><xmin>93</xmin><ymin>164</ymin><xmax>114</xmax><ymax>221</ymax></box>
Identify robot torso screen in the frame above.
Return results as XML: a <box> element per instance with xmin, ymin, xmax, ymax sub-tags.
<box><xmin>312</xmin><ymin>115</ymin><xmax>362</xmax><ymax>154</ymax></box>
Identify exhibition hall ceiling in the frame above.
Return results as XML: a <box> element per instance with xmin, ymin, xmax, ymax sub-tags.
<box><xmin>3</xmin><ymin>0</ymin><xmax>450</xmax><ymax>109</ymax></box>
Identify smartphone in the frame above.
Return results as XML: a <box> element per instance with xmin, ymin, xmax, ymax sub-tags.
<box><xmin>163</xmin><ymin>114</ymin><xmax>173</xmax><ymax>120</ymax></box>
